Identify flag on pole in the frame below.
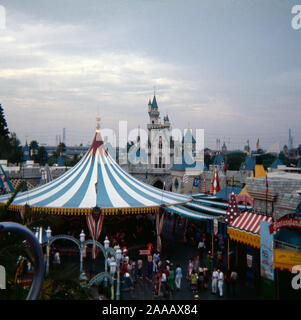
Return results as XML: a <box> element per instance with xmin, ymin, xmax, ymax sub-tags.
<box><xmin>210</xmin><ymin>167</ymin><xmax>220</xmax><ymax>195</ymax></box>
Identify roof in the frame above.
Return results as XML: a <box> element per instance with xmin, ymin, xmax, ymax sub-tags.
<box><xmin>151</xmin><ymin>95</ymin><xmax>158</xmax><ymax>108</ymax></box>
<box><xmin>193</xmin><ymin>198</ymin><xmax>253</xmax><ymax>211</ymax></box>
<box><xmin>182</xmin><ymin>129</ymin><xmax>196</xmax><ymax>144</ymax></box>
<box><xmin>251</xmin><ymin>164</ymin><xmax>266</xmax><ymax>178</ymax></box>
<box><xmin>213</xmin><ymin>153</ymin><xmax>224</xmax><ymax>166</ymax></box>
<box><xmin>240</xmin><ymin>156</ymin><xmax>256</xmax><ymax>170</ymax></box>
<box><xmin>215</xmin><ymin>186</ymin><xmax>242</xmax><ymax>201</ymax></box>
<box><xmin>0</xmin><ymin>129</ymin><xmax>191</xmax><ymax>213</ymax></box>
<box><xmin>185</xmin><ymin>201</ymin><xmax>226</xmax><ymax>216</ymax></box>
<box><xmin>170</xmin><ymin>152</ymin><xmax>196</xmax><ymax>171</ymax></box>
<box><xmin>229</xmin><ymin>211</ymin><xmax>273</xmax><ymax>234</ymax></box>
<box><xmin>57</xmin><ymin>155</ymin><xmax>65</xmax><ymax>167</ymax></box>
<box><xmin>270</xmin><ymin>158</ymin><xmax>284</xmax><ymax>169</ymax></box>
<box><xmin>165</xmin><ymin>205</ymin><xmax>216</xmax><ymax>221</ymax></box>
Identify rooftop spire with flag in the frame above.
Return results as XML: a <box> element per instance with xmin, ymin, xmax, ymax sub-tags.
<box><xmin>211</xmin><ymin>167</ymin><xmax>221</xmax><ymax>195</ymax></box>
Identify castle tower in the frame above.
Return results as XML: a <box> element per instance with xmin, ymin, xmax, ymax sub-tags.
<box><xmin>147</xmin><ymin>95</ymin><xmax>171</xmax><ymax>169</ymax></box>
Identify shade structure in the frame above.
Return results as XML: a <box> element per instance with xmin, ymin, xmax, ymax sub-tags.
<box><xmin>164</xmin><ymin>205</ymin><xmax>216</xmax><ymax>221</ymax></box>
<box><xmin>0</xmin><ymin>129</ymin><xmax>191</xmax><ymax>215</ymax></box>
<box><xmin>227</xmin><ymin>211</ymin><xmax>273</xmax><ymax>248</ymax></box>
<box><xmin>193</xmin><ymin>198</ymin><xmax>253</xmax><ymax>211</ymax></box>
<box><xmin>185</xmin><ymin>201</ymin><xmax>226</xmax><ymax>216</ymax></box>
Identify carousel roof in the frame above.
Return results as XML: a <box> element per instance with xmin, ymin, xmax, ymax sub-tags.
<box><xmin>0</xmin><ymin>129</ymin><xmax>191</xmax><ymax>215</ymax></box>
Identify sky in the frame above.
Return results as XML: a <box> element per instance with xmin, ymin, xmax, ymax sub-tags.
<box><xmin>0</xmin><ymin>0</ymin><xmax>301</xmax><ymax>150</ymax></box>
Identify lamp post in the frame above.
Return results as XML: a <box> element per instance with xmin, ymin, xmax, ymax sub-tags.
<box><xmin>109</xmin><ymin>258</ymin><xmax>117</xmax><ymax>300</ymax></box>
<box><xmin>115</xmin><ymin>246</ymin><xmax>122</xmax><ymax>301</ymax></box>
<box><xmin>79</xmin><ymin>230</ymin><xmax>88</xmax><ymax>281</ymax></box>
<box><xmin>46</xmin><ymin>226</ymin><xmax>52</xmax><ymax>275</ymax></box>
<box><xmin>104</xmin><ymin>236</ymin><xmax>110</xmax><ymax>288</ymax></box>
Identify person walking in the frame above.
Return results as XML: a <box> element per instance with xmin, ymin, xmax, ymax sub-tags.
<box><xmin>187</xmin><ymin>258</ymin><xmax>194</xmax><ymax>280</ymax></box>
<box><xmin>193</xmin><ymin>255</ymin><xmax>200</xmax><ymax>273</ymax></box>
<box><xmin>168</xmin><ymin>265</ymin><xmax>175</xmax><ymax>292</ymax></box>
<box><xmin>153</xmin><ymin>251</ymin><xmax>160</xmax><ymax>273</ymax></box>
<box><xmin>230</xmin><ymin>270</ymin><xmax>238</xmax><ymax>296</ymax></box>
<box><xmin>218</xmin><ymin>269</ymin><xmax>224</xmax><ymax>297</ymax></box>
<box><xmin>203</xmin><ymin>266</ymin><xmax>209</xmax><ymax>290</ymax></box>
<box><xmin>191</xmin><ymin>271</ymin><xmax>198</xmax><ymax>293</ymax></box>
<box><xmin>198</xmin><ymin>239</ymin><xmax>205</xmax><ymax>264</ymax></box>
<box><xmin>175</xmin><ymin>265</ymin><xmax>183</xmax><ymax>291</ymax></box>
<box><xmin>198</xmin><ymin>267</ymin><xmax>204</xmax><ymax>292</ymax></box>
<box><xmin>211</xmin><ymin>268</ymin><xmax>218</xmax><ymax>294</ymax></box>
<box><xmin>147</xmin><ymin>254</ymin><xmax>153</xmax><ymax>281</ymax></box>
<box><xmin>53</xmin><ymin>250</ymin><xmax>61</xmax><ymax>269</ymax></box>
<box><xmin>137</xmin><ymin>257</ymin><xmax>143</xmax><ymax>279</ymax></box>
<box><xmin>225</xmin><ymin>270</ymin><xmax>231</xmax><ymax>295</ymax></box>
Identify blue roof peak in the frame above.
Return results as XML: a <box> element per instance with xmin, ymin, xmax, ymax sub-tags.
<box><xmin>152</xmin><ymin>95</ymin><xmax>158</xmax><ymax>108</ymax></box>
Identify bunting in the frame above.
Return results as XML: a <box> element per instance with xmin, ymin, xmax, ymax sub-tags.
<box><xmin>86</xmin><ymin>207</ymin><xmax>104</xmax><ymax>259</ymax></box>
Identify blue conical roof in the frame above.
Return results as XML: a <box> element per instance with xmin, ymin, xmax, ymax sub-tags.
<box><xmin>182</xmin><ymin>129</ymin><xmax>196</xmax><ymax>144</ymax></box>
<box><xmin>152</xmin><ymin>95</ymin><xmax>158</xmax><ymax>108</ymax></box>
<box><xmin>213</xmin><ymin>153</ymin><xmax>224</xmax><ymax>166</ymax></box>
<box><xmin>270</xmin><ymin>158</ymin><xmax>284</xmax><ymax>169</ymax></box>
<box><xmin>241</xmin><ymin>156</ymin><xmax>256</xmax><ymax>170</ymax></box>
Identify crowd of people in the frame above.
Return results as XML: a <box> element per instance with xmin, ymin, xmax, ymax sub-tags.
<box><xmin>105</xmin><ymin>236</ymin><xmax>239</xmax><ymax>300</ymax></box>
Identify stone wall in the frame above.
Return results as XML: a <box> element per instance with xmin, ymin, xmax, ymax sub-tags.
<box><xmin>246</xmin><ymin>176</ymin><xmax>301</xmax><ymax>219</ymax></box>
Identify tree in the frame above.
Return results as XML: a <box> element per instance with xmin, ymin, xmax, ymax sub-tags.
<box><xmin>29</xmin><ymin>140</ymin><xmax>39</xmax><ymax>162</ymax></box>
<box><xmin>7</xmin><ymin>132</ymin><xmax>23</xmax><ymax>164</ymax></box>
<box><xmin>226</xmin><ymin>151</ymin><xmax>247</xmax><ymax>170</ymax></box>
<box><xmin>261</xmin><ymin>153</ymin><xmax>277</xmax><ymax>170</ymax></box>
<box><xmin>38</xmin><ymin>146</ymin><xmax>48</xmax><ymax>165</ymax></box>
<box><xmin>0</xmin><ymin>103</ymin><xmax>10</xmax><ymax>159</ymax></box>
<box><xmin>56</xmin><ymin>142</ymin><xmax>66</xmax><ymax>156</ymax></box>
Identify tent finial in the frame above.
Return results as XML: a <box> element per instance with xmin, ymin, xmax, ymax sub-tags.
<box><xmin>96</xmin><ymin>117</ymin><xmax>101</xmax><ymax>132</ymax></box>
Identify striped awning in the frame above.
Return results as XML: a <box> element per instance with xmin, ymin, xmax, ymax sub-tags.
<box><xmin>193</xmin><ymin>198</ymin><xmax>253</xmax><ymax>211</ymax></box>
<box><xmin>229</xmin><ymin>212</ymin><xmax>273</xmax><ymax>234</ymax></box>
<box><xmin>185</xmin><ymin>201</ymin><xmax>226</xmax><ymax>216</ymax></box>
<box><xmin>164</xmin><ymin>205</ymin><xmax>216</xmax><ymax>221</ymax></box>
<box><xmin>227</xmin><ymin>212</ymin><xmax>273</xmax><ymax>248</ymax></box>
<box><xmin>0</xmin><ymin>129</ymin><xmax>191</xmax><ymax>215</ymax></box>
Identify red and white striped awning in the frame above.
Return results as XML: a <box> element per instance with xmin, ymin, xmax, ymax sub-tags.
<box><xmin>229</xmin><ymin>211</ymin><xmax>273</xmax><ymax>234</ymax></box>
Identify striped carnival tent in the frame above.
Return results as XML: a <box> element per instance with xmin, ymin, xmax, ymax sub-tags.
<box><xmin>227</xmin><ymin>211</ymin><xmax>273</xmax><ymax>248</ymax></box>
<box><xmin>0</xmin><ymin>126</ymin><xmax>191</xmax><ymax>216</ymax></box>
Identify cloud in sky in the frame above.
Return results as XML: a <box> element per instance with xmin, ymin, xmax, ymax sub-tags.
<box><xmin>0</xmin><ymin>0</ymin><xmax>301</xmax><ymax>150</ymax></box>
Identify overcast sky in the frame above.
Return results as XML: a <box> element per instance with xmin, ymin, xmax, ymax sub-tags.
<box><xmin>0</xmin><ymin>0</ymin><xmax>301</xmax><ymax>150</ymax></box>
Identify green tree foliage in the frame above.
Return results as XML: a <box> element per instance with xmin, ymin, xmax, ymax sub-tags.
<box><xmin>226</xmin><ymin>151</ymin><xmax>247</xmax><ymax>170</ymax></box>
<box><xmin>7</xmin><ymin>132</ymin><xmax>23</xmax><ymax>164</ymax></box>
<box><xmin>0</xmin><ymin>104</ymin><xmax>23</xmax><ymax>164</ymax></box>
<box><xmin>0</xmin><ymin>103</ymin><xmax>10</xmax><ymax>159</ymax></box>
<box><xmin>56</xmin><ymin>142</ymin><xmax>66</xmax><ymax>155</ymax></box>
<box><xmin>261</xmin><ymin>153</ymin><xmax>277</xmax><ymax>170</ymax></box>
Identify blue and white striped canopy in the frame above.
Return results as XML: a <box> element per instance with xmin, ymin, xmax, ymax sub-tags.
<box><xmin>0</xmin><ymin>130</ymin><xmax>191</xmax><ymax>213</ymax></box>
